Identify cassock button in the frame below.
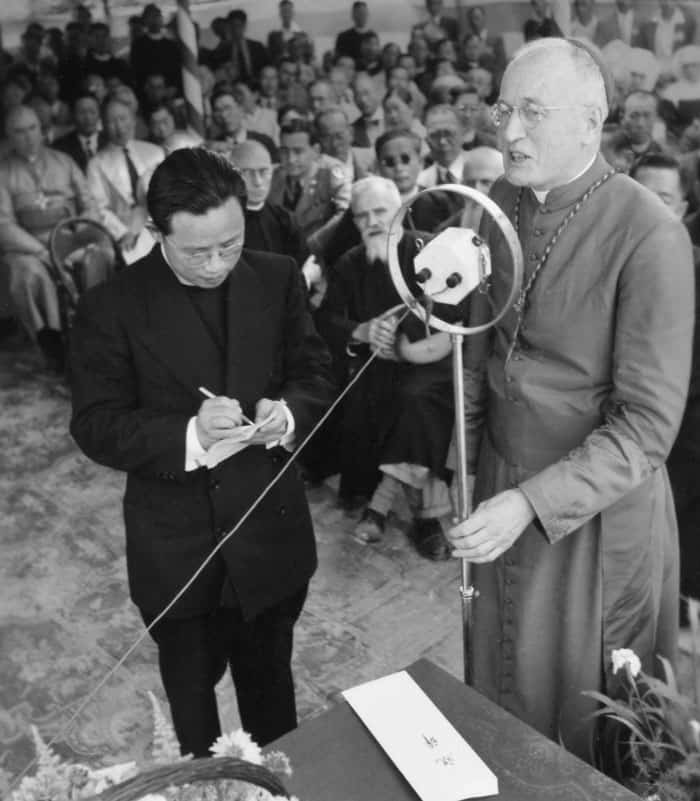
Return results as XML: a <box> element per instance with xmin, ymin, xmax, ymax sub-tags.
<box><xmin>215</xmin><ymin>526</ymin><xmax>226</xmax><ymax>538</ymax></box>
<box><xmin>210</xmin><ymin>480</ymin><xmax>221</xmax><ymax>491</ymax></box>
<box><xmin>279</xmin><ymin>505</ymin><xmax>287</xmax><ymax>516</ymax></box>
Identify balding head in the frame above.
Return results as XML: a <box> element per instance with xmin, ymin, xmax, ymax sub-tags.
<box><xmin>508</xmin><ymin>38</ymin><xmax>608</xmax><ymax>119</ymax></box>
<box><xmin>230</xmin><ymin>139</ymin><xmax>273</xmax><ymax>208</ymax></box>
<box><xmin>463</xmin><ymin>146</ymin><xmax>504</xmax><ymax>194</ymax></box>
<box><xmin>5</xmin><ymin>105</ymin><xmax>43</xmax><ymax>158</ymax></box>
<box><xmin>497</xmin><ymin>38</ymin><xmax>606</xmax><ymax>191</ymax></box>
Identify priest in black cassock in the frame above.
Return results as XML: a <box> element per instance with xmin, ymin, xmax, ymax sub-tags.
<box><xmin>316</xmin><ymin>176</ymin><xmax>459</xmax><ymax>559</ymax></box>
<box><xmin>230</xmin><ymin>140</ymin><xmax>308</xmax><ymax>268</ymax></box>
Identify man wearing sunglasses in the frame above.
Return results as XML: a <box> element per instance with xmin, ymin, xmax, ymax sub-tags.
<box><xmin>69</xmin><ymin>147</ymin><xmax>334</xmax><ymax>758</ymax></box>
<box><xmin>447</xmin><ymin>38</ymin><xmax>694</xmax><ymax>766</ymax></box>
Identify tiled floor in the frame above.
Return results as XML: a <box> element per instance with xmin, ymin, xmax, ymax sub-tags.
<box><xmin>0</xmin><ymin>336</ymin><xmax>463</xmax><ymax>795</ymax></box>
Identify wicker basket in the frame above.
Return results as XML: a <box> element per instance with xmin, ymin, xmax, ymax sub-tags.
<box><xmin>82</xmin><ymin>757</ymin><xmax>290</xmax><ymax>800</ymax></box>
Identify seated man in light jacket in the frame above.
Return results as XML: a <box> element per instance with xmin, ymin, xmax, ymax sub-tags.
<box><xmin>87</xmin><ymin>96</ymin><xmax>164</xmax><ymax>264</ymax></box>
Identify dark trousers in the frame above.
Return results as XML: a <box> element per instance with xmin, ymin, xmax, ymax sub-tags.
<box><xmin>667</xmin><ymin>450</ymin><xmax>700</xmax><ymax>599</ymax></box>
<box><xmin>142</xmin><ymin>584</ymin><xmax>308</xmax><ymax>757</ymax></box>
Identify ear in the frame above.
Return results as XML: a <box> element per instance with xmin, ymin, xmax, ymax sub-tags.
<box><xmin>312</xmin><ymin>142</ymin><xmax>321</xmax><ymax>155</ymax></box>
<box><xmin>679</xmin><ymin>199</ymin><xmax>689</xmax><ymax>219</ymax></box>
<box><xmin>145</xmin><ymin>220</ymin><xmax>162</xmax><ymax>242</ymax></box>
<box><xmin>581</xmin><ymin>105</ymin><xmax>604</xmax><ymax>144</ymax></box>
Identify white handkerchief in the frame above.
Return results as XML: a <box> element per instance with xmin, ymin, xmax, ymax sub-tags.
<box><xmin>343</xmin><ymin>671</ymin><xmax>498</xmax><ymax>801</ymax></box>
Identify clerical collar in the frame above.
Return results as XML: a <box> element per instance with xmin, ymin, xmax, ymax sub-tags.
<box><xmin>531</xmin><ymin>152</ymin><xmax>598</xmax><ymax>204</ymax></box>
<box><xmin>247</xmin><ymin>201</ymin><xmax>265</xmax><ymax>211</ymax></box>
<box><xmin>146</xmin><ymin>31</ymin><xmax>165</xmax><ymax>40</ymax></box>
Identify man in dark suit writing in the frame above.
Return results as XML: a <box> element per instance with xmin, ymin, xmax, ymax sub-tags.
<box><xmin>69</xmin><ymin>147</ymin><xmax>334</xmax><ymax>757</ymax></box>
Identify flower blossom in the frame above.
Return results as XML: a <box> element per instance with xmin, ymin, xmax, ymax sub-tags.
<box><xmin>611</xmin><ymin>648</ymin><xmax>641</xmax><ymax>678</ymax></box>
<box><xmin>210</xmin><ymin>730</ymin><xmax>263</xmax><ymax>764</ymax></box>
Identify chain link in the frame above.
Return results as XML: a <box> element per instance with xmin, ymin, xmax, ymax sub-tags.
<box><xmin>512</xmin><ymin>171</ymin><xmax>617</xmax><ymax>314</ymax></box>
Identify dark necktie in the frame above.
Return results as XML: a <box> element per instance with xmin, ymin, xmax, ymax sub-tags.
<box><xmin>284</xmin><ymin>178</ymin><xmax>302</xmax><ymax>210</ymax></box>
<box><xmin>123</xmin><ymin>146</ymin><xmax>140</xmax><ymax>202</ymax></box>
<box><xmin>440</xmin><ymin>167</ymin><xmax>457</xmax><ymax>185</ymax></box>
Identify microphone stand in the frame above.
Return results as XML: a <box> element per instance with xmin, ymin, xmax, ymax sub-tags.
<box><xmin>451</xmin><ymin>333</ymin><xmax>475</xmax><ymax>685</ymax></box>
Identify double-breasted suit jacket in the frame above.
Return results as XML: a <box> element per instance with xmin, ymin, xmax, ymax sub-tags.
<box><xmin>69</xmin><ymin>246</ymin><xmax>334</xmax><ymax>621</ymax></box>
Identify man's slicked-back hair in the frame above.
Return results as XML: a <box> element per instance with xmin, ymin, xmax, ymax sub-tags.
<box><xmin>630</xmin><ymin>151</ymin><xmax>689</xmax><ymax>195</ymax></box>
<box><xmin>280</xmin><ymin>117</ymin><xmax>319</xmax><ymax>146</ymax></box>
<box><xmin>375</xmin><ymin>127</ymin><xmax>422</xmax><ymax>158</ymax></box>
<box><xmin>147</xmin><ymin>147</ymin><xmax>247</xmax><ymax>234</ymax></box>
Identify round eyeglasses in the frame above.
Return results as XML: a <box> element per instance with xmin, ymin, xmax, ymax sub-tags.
<box><xmin>165</xmin><ymin>235</ymin><xmax>243</xmax><ymax>268</ymax></box>
<box><xmin>490</xmin><ymin>100</ymin><xmax>580</xmax><ymax>130</ymax></box>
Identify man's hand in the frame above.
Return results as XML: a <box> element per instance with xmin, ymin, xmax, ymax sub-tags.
<box><xmin>368</xmin><ymin>315</ymin><xmax>398</xmax><ymax>352</ymax></box>
<box><xmin>195</xmin><ymin>396</ymin><xmax>245</xmax><ymax>449</ymax></box>
<box><xmin>248</xmin><ymin>398</ymin><xmax>289</xmax><ymax>445</ymax></box>
<box><xmin>447</xmin><ymin>489</ymin><xmax>536</xmax><ymax>562</ymax></box>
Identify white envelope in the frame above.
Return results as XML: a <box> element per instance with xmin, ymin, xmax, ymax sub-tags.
<box><xmin>343</xmin><ymin>671</ymin><xmax>499</xmax><ymax>801</ymax></box>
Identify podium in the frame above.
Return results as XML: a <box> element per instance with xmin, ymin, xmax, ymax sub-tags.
<box><xmin>269</xmin><ymin>659</ymin><xmax>640</xmax><ymax>801</ymax></box>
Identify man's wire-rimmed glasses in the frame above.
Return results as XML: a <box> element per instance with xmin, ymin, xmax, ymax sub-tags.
<box><xmin>164</xmin><ymin>235</ymin><xmax>243</xmax><ymax>267</ymax></box>
<box><xmin>490</xmin><ymin>99</ymin><xmax>581</xmax><ymax>130</ymax></box>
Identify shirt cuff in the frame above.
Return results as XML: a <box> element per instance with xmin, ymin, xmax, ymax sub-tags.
<box><xmin>185</xmin><ymin>416</ymin><xmax>208</xmax><ymax>471</ymax></box>
<box><xmin>266</xmin><ymin>399</ymin><xmax>295</xmax><ymax>451</ymax></box>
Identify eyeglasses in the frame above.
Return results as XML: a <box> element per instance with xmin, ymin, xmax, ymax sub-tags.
<box><xmin>427</xmin><ymin>128</ymin><xmax>459</xmax><ymax>142</ymax></box>
<box><xmin>456</xmin><ymin>104</ymin><xmax>481</xmax><ymax>114</ymax></box>
<box><xmin>380</xmin><ymin>153</ymin><xmax>413</xmax><ymax>168</ymax></box>
<box><xmin>164</xmin><ymin>235</ymin><xmax>243</xmax><ymax>267</ymax></box>
<box><xmin>490</xmin><ymin>100</ymin><xmax>579</xmax><ymax>130</ymax></box>
<box><xmin>237</xmin><ymin>166</ymin><xmax>272</xmax><ymax>179</ymax></box>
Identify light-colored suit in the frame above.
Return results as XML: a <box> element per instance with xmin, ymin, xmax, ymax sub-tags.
<box><xmin>87</xmin><ymin>140</ymin><xmax>164</xmax><ymax>264</ymax></box>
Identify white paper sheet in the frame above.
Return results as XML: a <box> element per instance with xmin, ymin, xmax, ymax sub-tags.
<box><xmin>343</xmin><ymin>671</ymin><xmax>498</xmax><ymax>801</ymax></box>
<box><xmin>204</xmin><ymin>412</ymin><xmax>276</xmax><ymax>468</ymax></box>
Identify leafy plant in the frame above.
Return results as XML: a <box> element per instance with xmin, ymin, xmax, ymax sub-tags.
<box><xmin>585</xmin><ymin>634</ymin><xmax>700</xmax><ymax>800</ymax></box>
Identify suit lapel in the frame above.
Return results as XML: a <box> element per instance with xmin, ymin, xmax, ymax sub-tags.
<box><xmin>140</xmin><ymin>248</ymin><xmax>224</xmax><ymax>399</ymax></box>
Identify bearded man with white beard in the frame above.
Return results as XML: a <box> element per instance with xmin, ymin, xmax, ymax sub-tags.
<box><xmin>316</xmin><ymin>176</ymin><xmax>462</xmax><ymax>559</ymax></box>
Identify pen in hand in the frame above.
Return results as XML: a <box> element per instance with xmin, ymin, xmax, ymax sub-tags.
<box><xmin>198</xmin><ymin>386</ymin><xmax>255</xmax><ymax>425</ymax></box>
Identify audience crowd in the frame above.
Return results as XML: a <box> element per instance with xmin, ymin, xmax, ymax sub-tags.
<box><xmin>0</xmin><ymin>0</ymin><xmax>698</xmax><ymax>604</ymax></box>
